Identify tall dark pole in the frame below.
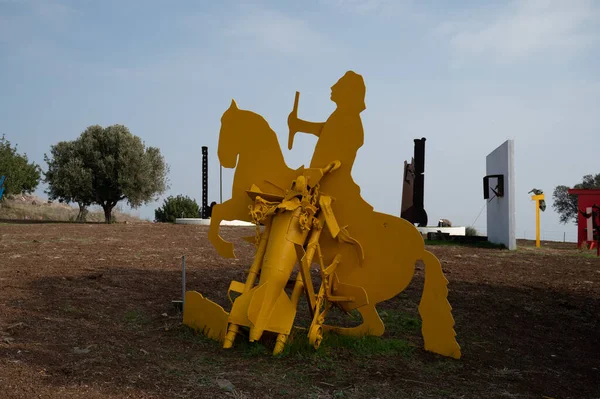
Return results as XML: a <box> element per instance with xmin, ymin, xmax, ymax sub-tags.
<box><xmin>413</xmin><ymin>138</ymin><xmax>426</xmax><ymax>215</ymax></box>
<box><xmin>201</xmin><ymin>146</ymin><xmax>208</xmax><ymax>219</ymax></box>
<box><xmin>412</xmin><ymin>137</ymin><xmax>428</xmax><ymax>227</ymax></box>
<box><xmin>400</xmin><ymin>138</ymin><xmax>428</xmax><ymax>227</ymax></box>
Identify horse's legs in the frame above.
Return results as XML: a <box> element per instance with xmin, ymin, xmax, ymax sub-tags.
<box><xmin>418</xmin><ymin>250</ymin><xmax>461</xmax><ymax>359</ymax></box>
<box><xmin>322</xmin><ymin>304</ymin><xmax>385</xmax><ymax>337</ymax></box>
<box><xmin>208</xmin><ymin>197</ymin><xmax>252</xmax><ymax>259</ymax></box>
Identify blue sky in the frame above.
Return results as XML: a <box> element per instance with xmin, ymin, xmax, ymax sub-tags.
<box><xmin>1</xmin><ymin>0</ymin><xmax>599</xmax><ymax>241</ymax></box>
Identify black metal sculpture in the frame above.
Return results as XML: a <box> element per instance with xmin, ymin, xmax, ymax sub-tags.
<box><xmin>528</xmin><ymin>188</ymin><xmax>546</xmax><ymax>211</ymax></box>
<box><xmin>483</xmin><ymin>174</ymin><xmax>504</xmax><ymax>199</ymax></box>
<box><xmin>201</xmin><ymin>146</ymin><xmax>209</xmax><ymax>219</ymax></box>
<box><xmin>401</xmin><ymin>138</ymin><xmax>428</xmax><ymax>227</ymax></box>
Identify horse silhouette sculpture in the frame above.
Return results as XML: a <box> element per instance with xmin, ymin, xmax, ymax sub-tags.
<box><xmin>190</xmin><ymin>71</ymin><xmax>461</xmax><ymax>359</ymax></box>
<box><xmin>208</xmin><ymin>99</ymin><xmax>303</xmax><ymax>258</ymax></box>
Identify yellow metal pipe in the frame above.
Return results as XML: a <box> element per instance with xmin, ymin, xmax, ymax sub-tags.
<box><xmin>245</xmin><ymin>218</ymin><xmax>272</xmax><ymax>291</ymax></box>
<box><xmin>290</xmin><ymin>272</ymin><xmax>305</xmax><ymax>305</ymax></box>
<box><xmin>298</xmin><ymin>214</ymin><xmax>326</xmax><ymax>313</ymax></box>
<box><xmin>273</xmin><ymin>272</ymin><xmax>305</xmax><ymax>355</ymax></box>
<box><xmin>249</xmin><ymin>208</ymin><xmax>310</xmax><ymax>342</ymax></box>
<box><xmin>536</xmin><ymin>204</ymin><xmax>540</xmax><ymax>248</ymax></box>
<box><xmin>224</xmin><ymin>217</ymin><xmax>272</xmax><ymax>349</ymax></box>
<box><xmin>222</xmin><ymin>324</ymin><xmax>239</xmax><ymax>349</ymax></box>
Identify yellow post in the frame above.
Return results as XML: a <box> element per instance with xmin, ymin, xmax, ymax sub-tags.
<box><xmin>531</xmin><ymin>194</ymin><xmax>545</xmax><ymax>248</ymax></box>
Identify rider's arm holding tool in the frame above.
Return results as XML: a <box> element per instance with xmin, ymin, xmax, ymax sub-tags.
<box><xmin>287</xmin><ymin>92</ymin><xmax>325</xmax><ymax>149</ymax></box>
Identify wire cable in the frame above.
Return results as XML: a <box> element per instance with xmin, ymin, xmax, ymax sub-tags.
<box><xmin>469</xmin><ymin>193</ymin><xmax>497</xmax><ymax>227</ymax></box>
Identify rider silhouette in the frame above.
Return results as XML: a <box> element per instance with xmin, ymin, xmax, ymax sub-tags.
<box><xmin>286</xmin><ymin>70</ymin><xmax>375</xmax><ymax>251</ymax></box>
<box><xmin>287</xmin><ymin>71</ymin><xmax>366</xmax><ymax>180</ymax></box>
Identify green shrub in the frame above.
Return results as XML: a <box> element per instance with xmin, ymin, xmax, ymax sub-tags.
<box><xmin>465</xmin><ymin>226</ymin><xmax>478</xmax><ymax>236</ymax></box>
<box><xmin>154</xmin><ymin>195</ymin><xmax>200</xmax><ymax>223</ymax></box>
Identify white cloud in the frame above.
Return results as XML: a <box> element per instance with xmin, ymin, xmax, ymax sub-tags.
<box><xmin>99</xmin><ymin>52</ymin><xmax>222</xmax><ymax>85</ymax></box>
<box><xmin>30</xmin><ymin>0</ymin><xmax>80</xmax><ymax>21</ymax></box>
<box><xmin>0</xmin><ymin>0</ymin><xmax>80</xmax><ymax>48</ymax></box>
<box><xmin>224</xmin><ymin>9</ymin><xmax>335</xmax><ymax>57</ymax></box>
<box><xmin>323</xmin><ymin>0</ymin><xmax>392</xmax><ymax>13</ymax></box>
<box><xmin>321</xmin><ymin>0</ymin><xmax>419</xmax><ymax>19</ymax></box>
<box><xmin>437</xmin><ymin>0</ymin><xmax>600</xmax><ymax>64</ymax></box>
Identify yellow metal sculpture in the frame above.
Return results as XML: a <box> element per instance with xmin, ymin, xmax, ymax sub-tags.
<box><xmin>184</xmin><ymin>71</ymin><xmax>461</xmax><ymax>359</ymax></box>
<box><xmin>531</xmin><ymin>192</ymin><xmax>545</xmax><ymax>248</ymax></box>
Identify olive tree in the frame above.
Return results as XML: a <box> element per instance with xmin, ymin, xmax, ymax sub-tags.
<box><xmin>44</xmin><ymin>141</ymin><xmax>94</xmax><ymax>221</ymax></box>
<box><xmin>552</xmin><ymin>174</ymin><xmax>600</xmax><ymax>224</ymax></box>
<box><xmin>0</xmin><ymin>135</ymin><xmax>41</xmax><ymax>198</ymax></box>
<box><xmin>45</xmin><ymin>125</ymin><xmax>169</xmax><ymax>223</ymax></box>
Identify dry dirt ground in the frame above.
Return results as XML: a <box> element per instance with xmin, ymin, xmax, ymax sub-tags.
<box><xmin>0</xmin><ymin>223</ymin><xmax>598</xmax><ymax>399</ymax></box>
<box><xmin>0</xmin><ymin>195</ymin><xmax>146</xmax><ymax>223</ymax></box>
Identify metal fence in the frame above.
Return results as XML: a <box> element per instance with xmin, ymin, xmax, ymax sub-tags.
<box><xmin>521</xmin><ymin>230</ymin><xmax>577</xmax><ymax>243</ymax></box>
<box><xmin>471</xmin><ymin>226</ymin><xmax>578</xmax><ymax>243</ymax></box>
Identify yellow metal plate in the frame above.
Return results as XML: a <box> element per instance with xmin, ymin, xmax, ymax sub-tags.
<box><xmin>183</xmin><ymin>291</ymin><xmax>229</xmax><ymax>342</ymax></box>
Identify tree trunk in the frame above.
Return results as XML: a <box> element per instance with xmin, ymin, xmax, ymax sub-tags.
<box><xmin>76</xmin><ymin>203</ymin><xmax>88</xmax><ymax>223</ymax></box>
<box><xmin>103</xmin><ymin>204</ymin><xmax>113</xmax><ymax>224</ymax></box>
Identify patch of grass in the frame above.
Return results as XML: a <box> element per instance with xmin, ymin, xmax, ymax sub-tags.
<box><xmin>276</xmin><ymin>328</ymin><xmax>317</xmax><ymax>358</ymax></box>
<box><xmin>571</xmin><ymin>250</ymin><xmax>600</xmax><ymax>259</ymax></box>
<box><xmin>277</xmin><ymin>327</ymin><xmax>414</xmax><ymax>359</ymax></box>
<box><xmin>178</xmin><ymin>320</ymin><xmax>414</xmax><ymax>361</ymax></box>
<box><xmin>177</xmin><ymin>325</ymin><xmax>220</xmax><ymax>347</ymax></box>
<box><xmin>517</xmin><ymin>245</ymin><xmax>600</xmax><ymax>259</ymax></box>
<box><xmin>425</xmin><ymin>239</ymin><xmax>506</xmax><ymax>249</ymax></box>
<box><xmin>123</xmin><ymin>309</ymin><xmax>150</xmax><ymax>327</ymax></box>
<box><xmin>61</xmin><ymin>303</ymin><xmax>82</xmax><ymax>314</ymax></box>
<box><xmin>322</xmin><ymin>333</ymin><xmax>414</xmax><ymax>357</ymax></box>
<box><xmin>313</xmin><ymin>352</ymin><xmax>336</xmax><ymax>370</ymax></box>
<box><xmin>285</xmin><ymin>370</ymin><xmax>311</xmax><ymax>384</ymax></box>
<box><xmin>165</xmin><ymin>367</ymin><xmax>186</xmax><ymax>378</ymax></box>
<box><xmin>195</xmin><ymin>374</ymin><xmax>212</xmax><ymax>387</ymax></box>
<box><xmin>238</xmin><ymin>340</ymin><xmax>269</xmax><ymax>357</ymax></box>
<box><xmin>378</xmin><ymin>310</ymin><xmax>421</xmax><ymax>333</ymax></box>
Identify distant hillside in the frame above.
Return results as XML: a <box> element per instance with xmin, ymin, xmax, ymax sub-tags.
<box><xmin>0</xmin><ymin>194</ymin><xmax>148</xmax><ymax>223</ymax></box>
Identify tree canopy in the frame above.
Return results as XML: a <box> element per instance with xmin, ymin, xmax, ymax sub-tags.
<box><xmin>44</xmin><ymin>141</ymin><xmax>94</xmax><ymax>221</ymax></box>
<box><xmin>552</xmin><ymin>174</ymin><xmax>600</xmax><ymax>224</ymax></box>
<box><xmin>44</xmin><ymin>124</ymin><xmax>169</xmax><ymax>223</ymax></box>
<box><xmin>0</xmin><ymin>135</ymin><xmax>41</xmax><ymax>198</ymax></box>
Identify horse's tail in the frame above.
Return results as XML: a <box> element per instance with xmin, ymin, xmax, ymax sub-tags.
<box><xmin>418</xmin><ymin>250</ymin><xmax>461</xmax><ymax>359</ymax></box>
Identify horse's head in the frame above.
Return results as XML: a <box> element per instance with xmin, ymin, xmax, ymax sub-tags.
<box><xmin>218</xmin><ymin>99</ymin><xmax>282</xmax><ymax>169</ymax></box>
<box><xmin>218</xmin><ymin>99</ymin><xmax>245</xmax><ymax>168</ymax></box>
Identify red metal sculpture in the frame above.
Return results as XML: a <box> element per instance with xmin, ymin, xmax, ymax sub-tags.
<box><xmin>568</xmin><ymin>189</ymin><xmax>600</xmax><ymax>255</ymax></box>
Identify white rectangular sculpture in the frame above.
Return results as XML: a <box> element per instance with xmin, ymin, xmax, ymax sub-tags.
<box><xmin>485</xmin><ymin>140</ymin><xmax>516</xmax><ymax>250</ymax></box>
